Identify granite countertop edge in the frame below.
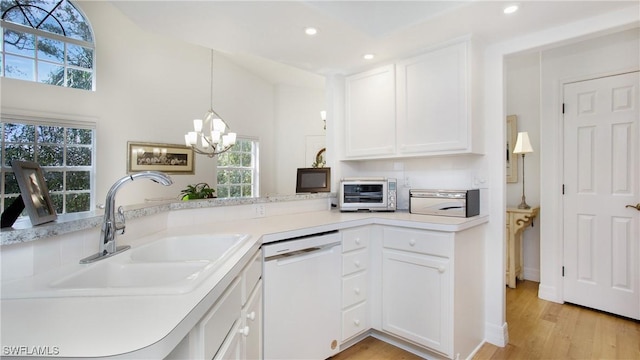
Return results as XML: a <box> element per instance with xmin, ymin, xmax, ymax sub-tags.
<box><xmin>0</xmin><ymin>193</ymin><xmax>335</xmax><ymax>246</ymax></box>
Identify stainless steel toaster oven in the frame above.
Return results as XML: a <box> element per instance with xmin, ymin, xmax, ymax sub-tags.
<box><xmin>409</xmin><ymin>189</ymin><xmax>480</xmax><ymax>217</ymax></box>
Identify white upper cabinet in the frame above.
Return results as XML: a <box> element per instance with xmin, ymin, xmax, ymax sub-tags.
<box><xmin>396</xmin><ymin>40</ymin><xmax>469</xmax><ymax>154</ymax></box>
<box><xmin>344</xmin><ymin>64</ymin><xmax>396</xmax><ymax>158</ymax></box>
<box><xmin>343</xmin><ymin>37</ymin><xmax>481</xmax><ymax>160</ymax></box>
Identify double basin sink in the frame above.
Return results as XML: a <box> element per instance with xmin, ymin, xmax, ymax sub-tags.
<box><xmin>2</xmin><ymin>234</ymin><xmax>251</xmax><ymax>299</ymax></box>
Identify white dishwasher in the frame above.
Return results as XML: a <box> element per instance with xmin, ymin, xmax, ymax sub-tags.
<box><xmin>263</xmin><ymin>230</ymin><xmax>341</xmax><ymax>360</ymax></box>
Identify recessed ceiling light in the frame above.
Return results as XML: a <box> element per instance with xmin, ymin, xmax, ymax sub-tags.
<box><xmin>363</xmin><ymin>54</ymin><xmax>375</xmax><ymax>60</ymax></box>
<box><xmin>503</xmin><ymin>4</ymin><xmax>519</xmax><ymax>14</ymax></box>
<box><xmin>304</xmin><ymin>27</ymin><xmax>318</xmax><ymax>36</ymax></box>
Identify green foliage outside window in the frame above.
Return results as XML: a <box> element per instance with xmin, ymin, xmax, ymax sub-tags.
<box><xmin>1</xmin><ymin>120</ymin><xmax>94</xmax><ymax>215</ymax></box>
<box><xmin>1</xmin><ymin>0</ymin><xmax>94</xmax><ymax>90</ymax></box>
<box><xmin>217</xmin><ymin>139</ymin><xmax>257</xmax><ymax>198</ymax></box>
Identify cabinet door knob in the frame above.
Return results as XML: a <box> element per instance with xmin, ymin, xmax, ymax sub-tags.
<box><xmin>438</xmin><ymin>266</ymin><xmax>446</xmax><ymax>273</ymax></box>
<box><xmin>353</xmin><ymin>319</ymin><xmax>361</xmax><ymax>326</ymax></box>
<box><xmin>239</xmin><ymin>326</ymin><xmax>250</xmax><ymax>337</ymax></box>
<box><xmin>354</xmin><ymin>287</ymin><xmax>361</xmax><ymax>295</ymax></box>
<box><xmin>354</xmin><ymin>260</ymin><xmax>361</xmax><ymax>267</ymax></box>
<box><xmin>355</xmin><ymin>238</ymin><xmax>361</xmax><ymax>245</ymax></box>
<box><xmin>409</xmin><ymin>239</ymin><xmax>416</xmax><ymax>246</ymax></box>
<box><xmin>247</xmin><ymin>311</ymin><xmax>256</xmax><ymax>321</ymax></box>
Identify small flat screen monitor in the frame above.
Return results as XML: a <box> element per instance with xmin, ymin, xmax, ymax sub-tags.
<box><xmin>296</xmin><ymin>167</ymin><xmax>331</xmax><ymax>193</ymax></box>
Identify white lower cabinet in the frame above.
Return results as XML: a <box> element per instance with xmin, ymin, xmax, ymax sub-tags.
<box><xmin>382</xmin><ymin>249</ymin><xmax>452</xmax><ymax>355</ymax></box>
<box><xmin>341</xmin><ymin>227</ymin><xmax>370</xmax><ymax>341</ymax></box>
<box><xmin>166</xmin><ymin>249</ymin><xmax>262</xmax><ymax>360</ymax></box>
<box><xmin>242</xmin><ymin>281</ymin><xmax>262</xmax><ymax>360</ymax></box>
<box><xmin>214</xmin><ymin>281</ymin><xmax>262</xmax><ymax>360</ymax></box>
<box><xmin>378</xmin><ymin>225</ymin><xmax>484</xmax><ymax>359</ymax></box>
<box><xmin>214</xmin><ymin>321</ymin><xmax>242</xmax><ymax>360</ymax></box>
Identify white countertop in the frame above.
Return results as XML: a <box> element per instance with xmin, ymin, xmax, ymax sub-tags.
<box><xmin>0</xmin><ymin>210</ymin><xmax>487</xmax><ymax>359</ymax></box>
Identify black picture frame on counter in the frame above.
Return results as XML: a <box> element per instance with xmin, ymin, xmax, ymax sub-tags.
<box><xmin>11</xmin><ymin>160</ymin><xmax>57</xmax><ymax>226</ymax></box>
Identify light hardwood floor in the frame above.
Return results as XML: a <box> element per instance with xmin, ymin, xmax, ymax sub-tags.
<box><xmin>332</xmin><ymin>281</ymin><xmax>640</xmax><ymax>360</ymax></box>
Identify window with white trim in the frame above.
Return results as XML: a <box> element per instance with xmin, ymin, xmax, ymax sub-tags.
<box><xmin>1</xmin><ymin>116</ymin><xmax>95</xmax><ymax>215</ymax></box>
<box><xmin>1</xmin><ymin>0</ymin><xmax>95</xmax><ymax>90</ymax></box>
<box><xmin>216</xmin><ymin>138</ymin><xmax>259</xmax><ymax>198</ymax></box>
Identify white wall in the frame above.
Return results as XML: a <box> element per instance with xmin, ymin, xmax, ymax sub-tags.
<box><xmin>273</xmin><ymin>84</ymin><xmax>326</xmax><ymax>195</ymax></box>
<box><xmin>339</xmin><ymin>156</ymin><xmax>486</xmax><ymax>211</ymax></box>
<box><xmin>483</xmin><ymin>9</ymin><xmax>638</xmax><ymax>347</ymax></box>
<box><xmin>505</xmin><ymin>53</ymin><xmax>541</xmax><ymax>281</ymax></box>
<box><xmin>538</xmin><ymin>27</ymin><xmax>640</xmax><ymax>302</ymax></box>
<box><xmin>0</xmin><ymin>1</ymin><xmax>293</xmax><ymax>207</ymax></box>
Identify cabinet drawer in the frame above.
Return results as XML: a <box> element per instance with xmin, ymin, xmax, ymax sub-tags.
<box><xmin>242</xmin><ymin>250</ymin><xmax>262</xmax><ymax>305</ymax></box>
<box><xmin>383</xmin><ymin>227</ymin><xmax>452</xmax><ymax>257</ymax></box>
<box><xmin>342</xmin><ymin>302</ymin><xmax>368</xmax><ymax>341</ymax></box>
<box><xmin>200</xmin><ymin>278</ymin><xmax>241</xmax><ymax>360</ymax></box>
<box><xmin>342</xmin><ymin>272</ymin><xmax>367</xmax><ymax>308</ymax></box>
<box><xmin>342</xmin><ymin>227</ymin><xmax>369</xmax><ymax>253</ymax></box>
<box><xmin>342</xmin><ymin>249</ymin><xmax>368</xmax><ymax>276</ymax></box>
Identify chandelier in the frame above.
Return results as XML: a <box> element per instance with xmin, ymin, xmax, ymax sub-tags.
<box><xmin>184</xmin><ymin>49</ymin><xmax>236</xmax><ymax>158</ymax></box>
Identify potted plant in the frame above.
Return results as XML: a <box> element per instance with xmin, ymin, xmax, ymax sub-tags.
<box><xmin>180</xmin><ymin>183</ymin><xmax>216</xmax><ymax>200</ymax></box>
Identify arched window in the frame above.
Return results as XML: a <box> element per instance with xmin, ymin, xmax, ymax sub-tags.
<box><xmin>0</xmin><ymin>0</ymin><xmax>94</xmax><ymax>90</ymax></box>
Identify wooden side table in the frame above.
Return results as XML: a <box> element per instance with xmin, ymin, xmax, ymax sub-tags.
<box><xmin>506</xmin><ymin>207</ymin><xmax>540</xmax><ymax>288</ymax></box>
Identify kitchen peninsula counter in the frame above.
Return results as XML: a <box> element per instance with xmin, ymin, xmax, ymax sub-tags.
<box><xmin>1</xmin><ymin>203</ymin><xmax>487</xmax><ymax>359</ymax></box>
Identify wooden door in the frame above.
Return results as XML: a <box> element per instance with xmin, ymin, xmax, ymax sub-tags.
<box><xmin>563</xmin><ymin>71</ymin><xmax>639</xmax><ymax>320</ymax></box>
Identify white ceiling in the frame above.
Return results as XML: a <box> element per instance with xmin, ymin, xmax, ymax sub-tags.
<box><xmin>110</xmin><ymin>1</ymin><xmax>638</xmax><ymax>87</ymax></box>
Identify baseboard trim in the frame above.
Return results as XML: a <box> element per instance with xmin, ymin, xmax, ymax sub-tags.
<box><xmin>484</xmin><ymin>321</ymin><xmax>508</xmax><ymax>347</ymax></box>
<box><xmin>523</xmin><ymin>267</ymin><xmax>540</xmax><ymax>282</ymax></box>
<box><xmin>538</xmin><ymin>283</ymin><xmax>563</xmax><ymax>303</ymax></box>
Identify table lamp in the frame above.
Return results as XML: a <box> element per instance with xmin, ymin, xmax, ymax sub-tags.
<box><xmin>513</xmin><ymin>132</ymin><xmax>534</xmax><ymax>209</ymax></box>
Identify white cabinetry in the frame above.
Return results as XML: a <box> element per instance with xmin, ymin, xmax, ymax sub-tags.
<box><xmin>396</xmin><ymin>40</ymin><xmax>469</xmax><ymax>154</ymax></box>
<box><xmin>381</xmin><ymin>228</ymin><xmax>452</xmax><ymax>356</ymax></box>
<box><xmin>344</xmin><ymin>37</ymin><xmax>480</xmax><ymax>160</ymax></box>
<box><xmin>341</xmin><ymin>226</ymin><xmax>370</xmax><ymax>341</ymax></box>
<box><xmin>379</xmin><ymin>225</ymin><xmax>484</xmax><ymax>359</ymax></box>
<box><xmin>166</xmin><ymin>250</ymin><xmax>262</xmax><ymax>360</ymax></box>
<box><xmin>238</xmin><ymin>250</ymin><xmax>262</xmax><ymax>360</ymax></box>
<box><xmin>344</xmin><ymin>64</ymin><xmax>396</xmax><ymax>158</ymax></box>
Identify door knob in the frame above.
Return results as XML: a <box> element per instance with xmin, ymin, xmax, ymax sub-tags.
<box><xmin>625</xmin><ymin>203</ymin><xmax>640</xmax><ymax>211</ymax></box>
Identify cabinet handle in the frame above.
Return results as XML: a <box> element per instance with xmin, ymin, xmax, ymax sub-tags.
<box><xmin>355</xmin><ymin>238</ymin><xmax>361</xmax><ymax>245</ymax></box>
<box><xmin>409</xmin><ymin>239</ymin><xmax>416</xmax><ymax>246</ymax></box>
<box><xmin>354</xmin><ymin>287</ymin><xmax>360</xmax><ymax>295</ymax></box>
<box><xmin>247</xmin><ymin>311</ymin><xmax>256</xmax><ymax>321</ymax></box>
<box><xmin>239</xmin><ymin>326</ymin><xmax>250</xmax><ymax>337</ymax></box>
<box><xmin>438</xmin><ymin>266</ymin><xmax>446</xmax><ymax>273</ymax></box>
<box><xmin>354</xmin><ymin>260</ymin><xmax>361</xmax><ymax>268</ymax></box>
<box><xmin>353</xmin><ymin>319</ymin><xmax>361</xmax><ymax>326</ymax></box>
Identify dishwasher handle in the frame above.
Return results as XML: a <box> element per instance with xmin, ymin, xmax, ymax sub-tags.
<box><xmin>265</xmin><ymin>242</ymin><xmax>340</xmax><ymax>263</ymax></box>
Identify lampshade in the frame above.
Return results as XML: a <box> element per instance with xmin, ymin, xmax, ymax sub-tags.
<box><xmin>513</xmin><ymin>132</ymin><xmax>534</xmax><ymax>154</ymax></box>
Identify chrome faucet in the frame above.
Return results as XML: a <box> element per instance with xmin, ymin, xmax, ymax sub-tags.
<box><xmin>80</xmin><ymin>171</ymin><xmax>173</xmax><ymax>264</ymax></box>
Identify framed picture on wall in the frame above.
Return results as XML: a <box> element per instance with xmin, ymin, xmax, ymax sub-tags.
<box><xmin>506</xmin><ymin>115</ymin><xmax>518</xmax><ymax>183</ymax></box>
<box><xmin>127</xmin><ymin>141</ymin><xmax>195</xmax><ymax>174</ymax></box>
<box><xmin>11</xmin><ymin>160</ymin><xmax>58</xmax><ymax>225</ymax></box>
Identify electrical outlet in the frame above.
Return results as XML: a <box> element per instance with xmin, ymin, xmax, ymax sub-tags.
<box><xmin>472</xmin><ymin>175</ymin><xmax>487</xmax><ymax>189</ymax></box>
<box><xmin>255</xmin><ymin>204</ymin><xmax>266</xmax><ymax>218</ymax></box>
